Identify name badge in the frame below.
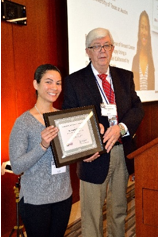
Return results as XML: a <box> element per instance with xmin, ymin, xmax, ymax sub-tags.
<box><xmin>51</xmin><ymin>162</ymin><xmax>66</xmax><ymax>175</ymax></box>
<box><xmin>101</xmin><ymin>103</ymin><xmax>117</xmax><ymax>117</ymax></box>
<box><xmin>101</xmin><ymin>103</ymin><xmax>117</xmax><ymax>126</ymax></box>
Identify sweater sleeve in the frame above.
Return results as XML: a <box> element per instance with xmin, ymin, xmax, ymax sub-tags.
<box><xmin>9</xmin><ymin>116</ymin><xmax>46</xmax><ymax>175</ymax></box>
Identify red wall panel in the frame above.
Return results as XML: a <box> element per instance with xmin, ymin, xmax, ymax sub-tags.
<box><xmin>1</xmin><ymin>0</ymin><xmax>67</xmax><ymax>235</ymax></box>
<box><xmin>1</xmin><ymin>23</ymin><xmax>16</xmax><ymax>161</ymax></box>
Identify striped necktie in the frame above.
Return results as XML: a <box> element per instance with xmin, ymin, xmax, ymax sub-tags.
<box><xmin>98</xmin><ymin>74</ymin><xmax>115</xmax><ymax>104</ymax></box>
<box><xmin>98</xmin><ymin>74</ymin><xmax>122</xmax><ymax>144</ymax></box>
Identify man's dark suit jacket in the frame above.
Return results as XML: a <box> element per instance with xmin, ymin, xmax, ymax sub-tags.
<box><xmin>62</xmin><ymin>63</ymin><xmax>144</xmax><ymax>184</ymax></box>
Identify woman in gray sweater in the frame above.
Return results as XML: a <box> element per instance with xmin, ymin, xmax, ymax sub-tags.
<box><xmin>9</xmin><ymin>64</ymin><xmax>72</xmax><ymax>237</ymax></box>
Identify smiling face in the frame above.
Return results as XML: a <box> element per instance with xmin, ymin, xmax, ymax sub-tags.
<box><xmin>34</xmin><ymin>70</ymin><xmax>62</xmax><ymax>103</ymax></box>
<box><xmin>86</xmin><ymin>36</ymin><xmax>114</xmax><ymax>73</ymax></box>
<box><xmin>140</xmin><ymin>15</ymin><xmax>149</xmax><ymax>47</ymax></box>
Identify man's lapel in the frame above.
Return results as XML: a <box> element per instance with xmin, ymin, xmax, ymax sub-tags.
<box><xmin>84</xmin><ymin>63</ymin><xmax>102</xmax><ymax>106</ymax></box>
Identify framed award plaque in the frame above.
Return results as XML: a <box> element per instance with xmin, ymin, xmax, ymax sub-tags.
<box><xmin>43</xmin><ymin>105</ymin><xmax>106</xmax><ymax>167</ymax></box>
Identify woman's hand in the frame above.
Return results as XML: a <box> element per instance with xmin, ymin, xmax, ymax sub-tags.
<box><xmin>40</xmin><ymin>125</ymin><xmax>58</xmax><ymax>149</ymax></box>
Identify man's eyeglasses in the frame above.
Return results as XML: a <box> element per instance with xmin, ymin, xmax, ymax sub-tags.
<box><xmin>88</xmin><ymin>44</ymin><xmax>113</xmax><ymax>52</ymax></box>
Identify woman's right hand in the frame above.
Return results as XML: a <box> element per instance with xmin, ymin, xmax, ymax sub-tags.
<box><xmin>40</xmin><ymin>125</ymin><xmax>58</xmax><ymax>149</ymax></box>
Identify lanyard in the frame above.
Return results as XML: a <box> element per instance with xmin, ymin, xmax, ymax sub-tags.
<box><xmin>95</xmin><ymin>78</ymin><xmax>109</xmax><ymax>104</ymax></box>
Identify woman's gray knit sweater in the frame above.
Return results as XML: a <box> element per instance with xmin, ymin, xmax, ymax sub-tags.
<box><xmin>9</xmin><ymin>111</ymin><xmax>72</xmax><ymax>205</ymax></box>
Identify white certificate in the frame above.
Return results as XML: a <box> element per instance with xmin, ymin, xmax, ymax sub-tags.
<box><xmin>56</xmin><ymin>113</ymin><xmax>97</xmax><ymax>158</ymax></box>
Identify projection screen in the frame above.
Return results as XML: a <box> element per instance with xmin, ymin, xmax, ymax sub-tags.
<box><xmin>67</xmin><ymin>0</ymin><xmax>158</xmax><ymax>102</ymax></box>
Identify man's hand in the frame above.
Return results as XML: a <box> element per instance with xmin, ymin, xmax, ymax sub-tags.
<box><xmin>103</xmin><ymin>124</ymin><xmax>120</xmax><ymax>153</ymax></box>
<box><xmin>83</xmin><ymin>152</ymin><xmax>100</xmax><ymax>162</ymax></box>
<box><xmin>83</xmin><ymin>123</ymin><xmax>104</xmax><ymax>162</ymax></box>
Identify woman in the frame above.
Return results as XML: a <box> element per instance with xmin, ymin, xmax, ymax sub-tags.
<box><xmin>132</xmin><ymin>10</ymin><xmax>155</xmax><ymax>90</ymax></box>
<box><xmin>9</xmin><ymin>64</ymin><xmax>72</xmax><ymax>237</ymax></box>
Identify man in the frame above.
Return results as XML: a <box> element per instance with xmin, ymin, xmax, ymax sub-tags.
<box><xmin>62</xmin><ymin>28</ymin><xmax>144</xmax><ymax>237</ymax></box>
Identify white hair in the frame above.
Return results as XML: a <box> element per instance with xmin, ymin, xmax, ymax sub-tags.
<box><xmin>85</xmin><ymin>28</ymin><xmax>114</xmax><ymax>48</ymax></box>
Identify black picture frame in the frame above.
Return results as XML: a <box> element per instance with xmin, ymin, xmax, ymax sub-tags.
<box><xmin>1</xmin><ymin>0</ymin><xmax>27</xmax><ymax>25</ymax></box>
<box><xmin>43</xmin><ymin>105</ymin><xmax>106</xmax><ymax>167</ymax></box>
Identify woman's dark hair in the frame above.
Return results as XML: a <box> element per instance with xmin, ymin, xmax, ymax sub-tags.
<box><xmin>136</xmin><ymin>11</ymin><xmax>154</xmax><ymax>71</ymax></box>
<box><xmin>137</xmin><ymin>11</ymin><xmax>151</xmax><ymax>52</ymax></box>
<box><xmin>34</xmin><ymin>64</ymin><xmax>61</xmax><ymax>84</ymax></box>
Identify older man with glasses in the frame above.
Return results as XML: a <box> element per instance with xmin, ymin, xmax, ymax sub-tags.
<box><xmin>62</xmin><ymin>28</ymin><xmax>144</xmax><ymax>237</ymax></box>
